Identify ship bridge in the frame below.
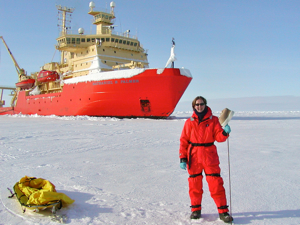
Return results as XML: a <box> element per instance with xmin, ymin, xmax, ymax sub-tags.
<box><xmin>56</xmin><ymin>1</ymin><xmax>139</xmax><ymax>53</ymax></box>
<box><xmin>56</xmin><ymin>35</ymin><xmax>94</xmax><ymax>52</ymax></box>
<box><xmin>56</xmin><ymin>33</ymin><xmax>142</xmax><ymax>53</ymax></box>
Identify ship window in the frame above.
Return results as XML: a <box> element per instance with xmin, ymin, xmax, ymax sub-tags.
<box><xmin>76</xmin><ymin>38</ymin><xmax>80</xmax><ymax>44</ymax></box>
<box><xmin>106</xmin><ymin>38</ymin><xmax>110</xmax><ymax>42</ymax></box>
<box><xmin>123</xmin><ymin>40</ymin><xmax>126</xmax><ymax>44</ymax></box>
<box><xmin>140</xmin><ymin>100</ymin><xmax>151</xmax><ymax>112</ymax></box>
<box><xmin>127</xmin><ymin>41</ymin><xmax>130</xmax><ymax>45</ymax></box>
<box><xmin>81</xmin><ymin>38</ymin><xmax>85</xmax><ymax>42</ymax></box>
<box><xmin>119</xmin><ymin>39</ymin><xmax>122</xmax><ymax>44</ymax></box>
<box><xmin>67</xmin><ymin>38</ymin><xmax>71</xmax><ymax>44</ymax></box>
<box><xmin>134</xmin><ymin>43</ymin><xmax>137</xmax><ymax>47</ymax></box>
<box><xmin>111</xmin><ymin>38</ymin><xmax>115</xmax><ymax>42</ymax></box>
<box><xmin>101</xmin><ymin>38</ymin><xmax>105</xmax><ymax>42</ymax></box>
<box><xmin>72</xmin><ymin>38</ymin><xmax>75</xmax><ymax>44</ymax></box>
<box><xmin>115</xmin><ymin>39</ymin><xmax>118</xmax><ymax>43</ymax></box>
<box><xmin>87</xmin><ymin>38</ymin><xmax>90</xmax><ymax>42</ymax></box>
<box><xmin>92</xmin><ymin>38</ymin><xmax>95</xmax><ymax>42</ymax></box>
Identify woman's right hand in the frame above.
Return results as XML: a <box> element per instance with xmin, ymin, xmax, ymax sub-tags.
<box><xmin>180</xmin><ymin>162</ymin><xmax>187</xmax><ymax>170</ymax></box>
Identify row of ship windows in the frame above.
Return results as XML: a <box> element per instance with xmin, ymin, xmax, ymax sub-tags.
<box><xmin>70</xmin><ymin>49</ymin><xmax>140</xmax><ymax>57</ymax></box>
<box><xmin>58</xmin><ymin>38</ymin><xmax>138</xmax><ymax>47</ymax></box>
<box><xmin>73</xmin><ymin>58</ymin><xmax>139</xmax><ymax>67</ymax></box>
<box><xmin>94</xmin><ymin>13</ymin><xmax>113</xmax><ymax>21</ymax></box>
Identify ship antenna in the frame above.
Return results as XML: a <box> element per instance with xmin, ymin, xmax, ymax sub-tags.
<box><xmin>110</xmin><ymin>1</ymin><xmax>116</xmax><ymax>15</ymax></box>
<box><xmin>56</xmin><ymin>5</ymin><xmax>75</xmax><ymax>35</ymax></box>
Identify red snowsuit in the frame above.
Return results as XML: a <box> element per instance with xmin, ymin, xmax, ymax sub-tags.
<box><xmin>179</xmin><ymin>107</ymin><xmax>229</xmax><ymax>213</ymax></box>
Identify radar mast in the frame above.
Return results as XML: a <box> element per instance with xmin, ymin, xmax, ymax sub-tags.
<box><xmin>56</xmin><ymin>5</ymin><xmax>75</xmax><ymax>35</ymax></box>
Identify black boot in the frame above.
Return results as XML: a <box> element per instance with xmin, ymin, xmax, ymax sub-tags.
<box><xmin>219</xmin><ymin>212</ymin><xmax>233</xmax><ymax>223</ymax></box>
<box><xmin>190</xmin><ymin>210</ymin><xmax>201</xmax><ymax>219</ymax></box>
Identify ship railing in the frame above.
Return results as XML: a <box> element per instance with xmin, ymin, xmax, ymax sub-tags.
<box><xmin>59</xmin><ymin>30</ymin><xmax>138</xmax><ymax>40</ymax></box>
<box><xmin>89</xmin><ymin>6</ymin><xmax>111</xmax><ymax>14</ymax></box>
<box><xmin>0</xmin><ymin>86</ymin><xmax>16</xmax><ymax>90</ymax></box>
<box><xmin>56</xmin><ymin>42</ymin><xmax>144</xmax><ymax>53</ymax></box>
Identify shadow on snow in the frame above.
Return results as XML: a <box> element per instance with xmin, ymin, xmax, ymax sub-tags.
<box><xmin>232</xmin><ymin>209</ymin><xmax>300</xmax><ymax>224</ymax></box>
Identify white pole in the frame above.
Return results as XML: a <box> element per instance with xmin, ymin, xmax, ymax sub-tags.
<box><xmin>227</xmin><ymin>137</ymin><xmax>233</xmax><ymax>224</ymax></box>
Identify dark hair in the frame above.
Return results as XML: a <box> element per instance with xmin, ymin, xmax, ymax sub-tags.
<box><xmin>192</xmin><ymin>96</ymin><xmax>207</xmax><ymax>108</ymax></box>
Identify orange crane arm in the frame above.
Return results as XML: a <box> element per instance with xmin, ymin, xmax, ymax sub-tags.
<box><xmin>0</xmin><ymin>36</ymin><xmax>24</xmax><ymax>78</ymax></box>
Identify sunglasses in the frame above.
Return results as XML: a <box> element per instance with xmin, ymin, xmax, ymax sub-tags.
<box><xmin>195</xmin><ymin>103</ymin><xmax>205</xmax><ymax>106</ymax></box>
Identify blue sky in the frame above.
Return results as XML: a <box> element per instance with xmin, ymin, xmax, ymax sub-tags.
<box><xmin>0</xmin><ymin>0</ymin><xmax>299</xmax><ymax>104</ymax></box>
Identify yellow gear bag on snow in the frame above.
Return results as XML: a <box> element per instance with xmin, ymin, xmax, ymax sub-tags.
<box><xmin>10</xmin><ymin>176</ymin><xmax>74</xmax><ymax>213</ymax></box>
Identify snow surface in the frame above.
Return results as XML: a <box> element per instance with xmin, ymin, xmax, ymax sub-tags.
<box><xmin>1</xmin><ymin>109</ymin><xmax>300</xmax><ymax>225</ymax></box>
<box><xmin>63</xmin><ymin>68</ymin><xmax>146</xmax><ymax>84</ymax></box>
<box><xmin>63</xmin><ymin>67</ymin><xmax>192</xmax><ymax>85</ymax></box>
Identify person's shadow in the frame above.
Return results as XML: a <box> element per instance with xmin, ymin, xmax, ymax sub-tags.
<box><xmin>231</xmin><ymin>209</ymin><xmax>300</xmax><ymax>224</ymax></box>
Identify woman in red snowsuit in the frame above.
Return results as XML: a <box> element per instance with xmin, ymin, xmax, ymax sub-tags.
<box><xmin>179</xmin><ymin>96</ymin><xmax>233</xmax><ymax>223</ymax></box>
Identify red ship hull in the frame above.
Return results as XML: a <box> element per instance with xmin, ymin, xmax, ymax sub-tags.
<box><xmin>1</xmin><ymin>68</ymin><xmax>192</xmax><ymax>118</ymax></box>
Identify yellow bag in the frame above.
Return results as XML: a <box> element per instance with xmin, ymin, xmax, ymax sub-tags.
<box><xmin>10</xmin><ymin>176</ymin><xmax>74</xmax><ymax>213</ymax></box>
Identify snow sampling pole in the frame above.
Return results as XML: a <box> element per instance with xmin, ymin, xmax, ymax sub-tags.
<box><xmin>219</xmin><ymin>108</ymin><xmax>234</xmax><ymax>223</ymax></box>
<box><xmin>227</xmin><ymin>137</ymin><xmax>233</xmax><ymax>224</ymax></box>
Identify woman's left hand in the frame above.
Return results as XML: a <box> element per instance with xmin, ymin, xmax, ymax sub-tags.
<box><xmin>224</xmin><ymin>124</ymin><xmax>231</xmax><ymax>134</ymax></box>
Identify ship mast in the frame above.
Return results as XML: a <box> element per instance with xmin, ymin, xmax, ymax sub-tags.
<box><xmin>56</xmin><ymin>5</ymin><xmax>74</xmax><ymax>35</ymax></box>
<box><xmin>88</xmin><ymin>1</ymin><xmax>116</xmax><ymax>35</ymax></box>
<box><xmin>56</xmin><ymin>5</ymin><xmax>74</xmax><ymax>64</ymax></box>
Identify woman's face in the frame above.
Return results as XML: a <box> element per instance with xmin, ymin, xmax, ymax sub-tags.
<box><xmin>194</xmin><ymin>99</ymin><xmax>206</xmax><ymax>113</ymax></box>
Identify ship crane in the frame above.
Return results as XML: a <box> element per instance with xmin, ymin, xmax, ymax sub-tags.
<box><xmin>0</xmin><ymin>36</ymin><xmax>27</xmax><ymax>81</ymax></box>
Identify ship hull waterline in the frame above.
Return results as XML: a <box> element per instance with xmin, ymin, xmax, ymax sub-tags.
<box><xmin>1</xmin><ymin>68</ymin><xmax>192</xmax><ymax>118</ymax></box>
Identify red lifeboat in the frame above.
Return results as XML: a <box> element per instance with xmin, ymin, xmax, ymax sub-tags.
<box><xmin>37</xmin><ymin>70</ymin><xmax>60</xmax><ymax>83</ymax></box>
<box><xmin>15</xmin><ymin>79</ymin><xmax>35</xmax><ymax>89</ymax></box>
